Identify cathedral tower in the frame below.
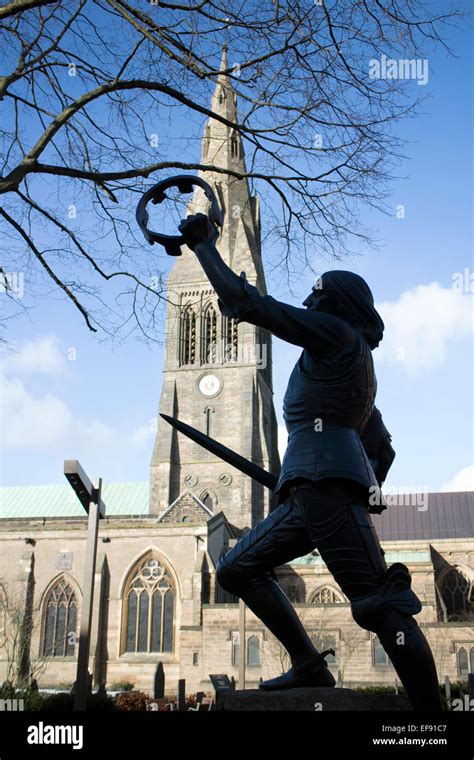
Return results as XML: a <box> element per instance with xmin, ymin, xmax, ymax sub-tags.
<box><xmin>149</xmin><ymin>47</ymin><xmax>280</xmax><ymax>529</ymax></box>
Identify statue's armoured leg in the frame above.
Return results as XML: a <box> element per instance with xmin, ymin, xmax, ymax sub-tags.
<box><xmin>216</xmin><ymin>494</ymin><xmax>336</xmax><ymax>689</ymax></box>
<box><xmin>293</xmin><ymin>479</ymin><xmax>442</xmax><ymax>711</ymax></box>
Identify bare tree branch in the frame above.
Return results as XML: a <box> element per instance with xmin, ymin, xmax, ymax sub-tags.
<box><xmin>0</xmin><ymin>0</ymin><xmax>465</xmax><ymax>339</ymax></box>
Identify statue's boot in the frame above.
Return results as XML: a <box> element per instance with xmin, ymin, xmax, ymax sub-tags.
<box><xmin>234</xmin><ymin>574</ymin><xmax>336</xmax><ymax>689</ymax></box>
<box><xmin>358</xmin><ymin>602</ymin><xmax>442</xmax><ymax>711</ymax></box>
<box><xmin>226</xmin><ymin>572</ymin><xmax>336</xmax><ymax>690</ymax></box>
<box><xmin>259</xmin><ymin>647</ymin><xmax>336</xmax><ymax>690</ymax></box>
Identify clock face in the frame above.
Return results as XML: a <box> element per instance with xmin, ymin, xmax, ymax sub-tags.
<box><xmin>198</xmin><ymin>373</ymin><xmax>221</xmax><ymax>397</ymax></box>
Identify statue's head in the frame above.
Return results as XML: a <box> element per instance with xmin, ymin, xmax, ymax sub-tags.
<box><xmin>303</xmin><ymin>270</ymin><xmax>384</xmax><ymax>349</ymax></box>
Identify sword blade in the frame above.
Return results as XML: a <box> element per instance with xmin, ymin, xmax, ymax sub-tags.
<box><xmin>160</xmin><ymin>414</ymin><xmax>278</xmax><ymax>491</ymax></box>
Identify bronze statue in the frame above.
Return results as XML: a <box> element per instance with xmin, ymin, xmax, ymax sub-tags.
<box><xmin>178</xmin><ymin>212</ymin><xmax>441</xmax><ymax>711</ymax></box>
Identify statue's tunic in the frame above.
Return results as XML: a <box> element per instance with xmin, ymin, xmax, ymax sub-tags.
<box><xmin>218</xmin><ymin>272</ymin><xmax>379</xmax><ymax>497</ymax></box>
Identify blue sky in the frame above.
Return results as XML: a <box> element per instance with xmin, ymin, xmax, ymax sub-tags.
<box><xmin>1</xmin><ymin>21</ymin><xmax>472</xmax><ymax>494</ymax></box>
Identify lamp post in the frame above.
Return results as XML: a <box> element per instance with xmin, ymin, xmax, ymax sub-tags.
<box><xmin>239</xmin><ymin>597</ymin><xmax>246</xmax><ymax>690</ymax></box>
<box><xmin>228</xmin><ymin>538</ymin><xmax>246</xmax><ymax>689</ymax></box>
<box><xmin>64</xmin><ymin>460</ymin><xmax>106</xmax><ymax>711</ymax></box>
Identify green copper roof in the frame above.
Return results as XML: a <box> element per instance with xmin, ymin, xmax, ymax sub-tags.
<box><xmin>0</xmin><ymin>482</ymin><xmax>149</xmax><ymax>519</ymax></box>
<box><xmin>290</xmin><ymin>549</ymin><xmax>431</xmax><ymax>566</ymax></box>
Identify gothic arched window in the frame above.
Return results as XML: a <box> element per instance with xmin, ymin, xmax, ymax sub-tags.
<box><xmin>457</xmin><ymin>647</ymin><xmax>469</xmax><ymax>676</ymax></box>
<box><xmin>232</xmin><ymin>633</ymin><xmax>261</xmax><ymax>666</ymax></box>
<box><xmin>42</xmin><ymin>578</ymin><xmax>77</xmax><ymax>657</ymax></box>
<box><xmin>311</xmin><ymin>587</ymin><xmax>344</xmax><ymax>604</ymax></box>
<box><xmin>441</xmin><ymin>567</ymin><xmax>473</xmax><ymax>621</ymax></box>
<box><xmin>231</xmin><ymin>631</ymin><xmax>240</xmax><ymax>666</ymax></box>
<box><xmin>247</xmin><ymin>635</ymin><xmax>260</xmax><ymax>666</ymax></box>
<box><xmin>373</xmin><ymin>635</ymin><xmax>391</xmax><ymax>667</ymax></box>
<box><xmin>123</xmin><ymin>555</ymin><xmax>175</xmax><ymax>654</ymax></box>
<box><xmin>223</xmin><ymin>316</ymin><xmax>238</xmax><ymax>362</ymax></box>
<box><xmin>202</xmin><ymin>304</ymin><xmax>217</xmax><ymax>364</ymax></box>
<box><xmin>180</xmin><ymin>306</ymin><xmax>197</xmax><ymax>366</ymax></box>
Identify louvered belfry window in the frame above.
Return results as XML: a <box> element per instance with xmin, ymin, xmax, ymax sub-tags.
<box><xmin>223</xmin><ymin>316</ymin><xmax>238</xmax><ymax>362</ymax></box>
<box><xmin>181</xmin><ymin>306</ymin><xmax>196</xmax><ymax>365</ymax></box>
<box><xmin>203</xmin><ymin>304</ymin><xmax>217</xmax><ymax>364</ymax></box>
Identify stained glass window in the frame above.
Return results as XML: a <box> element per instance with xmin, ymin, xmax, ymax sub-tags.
<box><xmin>124</xmin><ymin>557</ymin><xmax>174</xmax><ymax>654</ymax></box>
<box><xmin>312</xmin><ymin>587</ymin><xmax>344</xmax><ymax>604</ymax></box>
<box><xmin>42</xmin><ymin>579</ymin><xmax>77</xmax><ymax>657</ymax></box>
<box><xmin>442</xmin><ymin>568</ymin><xmax>473</xmax><ymax>621</ymax></box>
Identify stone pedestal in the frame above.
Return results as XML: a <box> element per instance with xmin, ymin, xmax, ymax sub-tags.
<box><xmin>216</xmin><ymin>687</ymin><xmax>411</xmax><ymax>711</ymax></box>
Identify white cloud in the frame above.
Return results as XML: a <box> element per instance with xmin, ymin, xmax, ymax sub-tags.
<box><xmin>376</xmin><ymin>282</ymin><xmax>473</xmax><ymax>375</ymax></box>
<box><xmin>1</xmin><ymin>335</ymin><xmax>67</xmax><ymax>375</ymax></box>
<box><xmin>1</xmin><ymin>372</ymin><xmax>154</xmax><ymax>470</ymax></box>
<box><xmin>1</xmin><ymin>374</ymin><xmax>72</xmax><ymax>449</ymax></box>
<box><xmin>0</xmin><ymin>332</ymin><xmax>158</xmax><ymax>482</ymax></box>
<box><xmin>131</xmin><ymin>422</ymin><xmax>156</xmax><ymax>448</ymax></box>
<box><xmin>67</xmin><ymin>419</ymin><xmax>154</xmax><ymax>478</ymax></box>
<box><xmin>441</xmin><ymin>465</ymin><xmax>474</xmax><ymax>492</ymax></box>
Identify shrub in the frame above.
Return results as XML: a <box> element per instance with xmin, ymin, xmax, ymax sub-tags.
<box><xmin>447</xmin><ymin>680</ymin><xmax>468</xmax><ymax>698</ymax></box>
<box><xmin>114</xmin><ymin>691</ymin><xmax>149</xmax><ymax>711</ymax></box>
<box><xmin>0</xmin><ymin>681</ymin><xmax>15</xmax><ymax>699</ymax></box>
<box><xmin>57</xmin><ymin>681</ymin><xmax>74</xmax><ymax>692</ymax></box>
<box><xmin>0</xmin><ymin>685</ymin><xmax>47</xmax><ymax>711</ymax></box>
<box><xmin>355</xmin><ymin>685</ymin><xmax>406</xmax><ymax>695</ymax></box>
<box><xmin>110</xmin><ymin>680</ymin><xmax>135</xmax><ymax>692</ymax></box>
<box><xmin>23</xmin><ymin>691</ymin><xmax>48</xmax><ymax>711</ymax></box>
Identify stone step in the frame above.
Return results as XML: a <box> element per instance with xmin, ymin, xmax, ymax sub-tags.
<box><xmin>216</xmin><ymin>687</ymin><xmax>411</xmax><ymax>711</ymax></box>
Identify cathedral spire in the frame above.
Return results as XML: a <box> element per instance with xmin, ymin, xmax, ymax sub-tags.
<box><xmin>202</xmin><ymin>44</ymin><xmax>239</xmax><ymax>168</ymax></box>
<box><xmin>169</xmin><ymin>44</ymin><xmax>264</xmax><ymax>285</ymax></box>
<box><xmin>209</xmin><ymin>44</ymin><xmax>237</xmax><ymax>126</ymax></box>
